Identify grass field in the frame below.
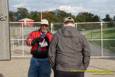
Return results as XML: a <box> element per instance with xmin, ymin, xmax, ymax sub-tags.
<box><xmin>85</xmin><ymin>27</ymin><xmax>115</xmax><ymax>52</ymax></box>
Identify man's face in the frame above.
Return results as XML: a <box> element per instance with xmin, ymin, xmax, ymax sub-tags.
<box><xmin>40</xmin><ymin>24</ymin><xmax>49</xmax><ymax>32</ymax></box>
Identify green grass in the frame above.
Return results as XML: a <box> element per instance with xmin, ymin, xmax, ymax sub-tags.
<box><xmin>103</xmin><ymin>29</ymin><xmax>115</xmax><ymax>39</ymax></box>
<box><xmin>85</xmin><ymin>30</ymin><xmax>101</xmax><ymax>39</ymax></box>
<box><xmin>85</xmin><ymin>27</ymin><xmax>115</xmax><ymax>52</ymax></box>
<box><xmin>85</xmin><ymin>28</ymin><xmax>115</xmax><ymax>39</ymax></box>
<box><xmin>103</xmin><ymin>40</ymin><xmax>115</xmax><ymax>52</ymax></box>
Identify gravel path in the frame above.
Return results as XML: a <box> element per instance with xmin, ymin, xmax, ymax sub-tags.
<box><xmin>0</xmin><ymin>58</ymin><xmax>115</xmax><ymax>77</ymax></box>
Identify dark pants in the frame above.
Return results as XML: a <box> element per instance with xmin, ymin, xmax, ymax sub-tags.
<box><xmin>55</xmin><ymin>70</ymin><xmax>84</xmax><ymax>77</ymax></box>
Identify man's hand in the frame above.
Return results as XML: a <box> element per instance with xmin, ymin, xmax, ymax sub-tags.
<box><xmin>26</xmin><ymin>38</ymin><xmax>32</xmax><ymax>46</ymax></box>
<box><xmin>31</xmin><ymin>38</ymin><xmax>39</xmax><ymax>46</ymax></box>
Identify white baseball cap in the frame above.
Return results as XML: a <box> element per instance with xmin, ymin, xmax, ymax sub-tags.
<box><xmin>41</xmin><ymin>19</ymin><xmax>49</xmax><ymax>25</ymax></box>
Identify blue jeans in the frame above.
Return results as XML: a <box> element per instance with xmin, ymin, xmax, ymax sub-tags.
<box><xmin>28</xmin><ymin>57</ymin><xmax>51</xmax><ymax>77</ymax></box>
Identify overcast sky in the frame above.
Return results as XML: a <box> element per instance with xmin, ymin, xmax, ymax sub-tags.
<box><xmin>9</xmin><ymin>0</ymin><xmax>115</xmax><ymax>18</ymax></box>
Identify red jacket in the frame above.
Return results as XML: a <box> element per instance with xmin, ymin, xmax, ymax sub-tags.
<box><xmin>26</xmin><ymin>30</ymin><xmax>53</xmax><ymax>58</ymax></box>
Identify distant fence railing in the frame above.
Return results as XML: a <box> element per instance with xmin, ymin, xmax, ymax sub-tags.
<box><xmin>9</xmin><ymin>22</ymin><xmax>115</xmax><ymax>58</ymax></box>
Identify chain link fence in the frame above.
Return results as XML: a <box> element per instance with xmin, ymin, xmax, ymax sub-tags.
<box><xmin>9</xmin><ymin>22</ymin><xmax>115</xmax><ymax>58</ymax></box>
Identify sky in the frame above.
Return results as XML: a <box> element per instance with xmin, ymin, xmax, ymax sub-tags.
<box><xmin>9</xmin><ymin>0</ymin><xmax>115</xmax><ymax>18</ymax></box>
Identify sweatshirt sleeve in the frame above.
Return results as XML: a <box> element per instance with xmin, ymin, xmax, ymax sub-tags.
<box><xmin>48</xmin><ymin>34</ymin><xmax>58</xmax><ymax>69</ymax></box>
<box><xmin>81</xmin><ymin>35</ymin><xmax>91</xmax><ymax>69</ymax></box>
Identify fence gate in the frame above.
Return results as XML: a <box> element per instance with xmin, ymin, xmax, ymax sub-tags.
<box><xmin>0</xmin><ymin>0</ymin><xmax>10</xmax><ymax>60</ymax></box>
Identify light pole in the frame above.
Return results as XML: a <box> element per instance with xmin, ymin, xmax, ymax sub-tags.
<box><xmin>40</xmin><ymin>9</ymin><xmax>43</xmax><ymax>20</ymax></box>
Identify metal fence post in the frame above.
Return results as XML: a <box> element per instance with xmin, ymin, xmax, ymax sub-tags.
<box><xmin>21</xmin><ymin>23</ymin><xmax>25</xmax><ymax>57</ymax></box>
<box><xmin>75</xmin><ymin>23</ymin><xmax>77</xmax><ymax>29</ymax></box>
<box><xmin>50</xmin><ymin>23</ymin><xmax>53</xmax><ymax>33</ymax></box>
<box><xmin>101</xmin><ymin>22</ymin><xmax>104</xmax><ymax>57</ymax></box>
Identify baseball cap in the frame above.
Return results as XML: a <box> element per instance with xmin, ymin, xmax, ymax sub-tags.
<box><xmin>41</xmin><ymin>19</ymin><xmax>49</xmax><ymax>25</ymax></box>
<box><xmin>64</xmin><ymin>17</ymin><xmax>75</xmax><ymax>23</ymax></box>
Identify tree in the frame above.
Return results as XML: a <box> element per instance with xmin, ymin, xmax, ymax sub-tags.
<box><xmin>41</xmin><ymin>10</ymin><xmax>74</xmax><ymax>23</ymax></box>
<box><xmin>9</xmin><ymin>9</ymin><xmax>102</xmax><ymax>22</ymax></box>
<box><xmin>103</xmin><ymin>14</ymin><xmax>112</xmax><ymax>21</ymax></box>
<box><xmin>76</xmin><ymin>12</ymin><xmax>100</xmax><ymax>22</ymax></box>
<box><xmin>29</xmin><ymin>11</ymin><xmax>40</xmax><ymax>21</ymax></box>
<box><xmin>16</xmin><ymin>8</ymin><xmax>29</xmax><ymax>20</ymax></box>
<box><xmin>113</xmin><ymin>16</ymin><xmax>115</xmax><ymax>21</ymax></box>
<box><xmin>103</xmin><ymin>14</ymin><xmax>114</xmax><ymax>27</ymax></box>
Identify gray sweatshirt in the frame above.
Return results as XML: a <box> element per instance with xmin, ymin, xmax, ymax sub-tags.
<box><xmin>48</xmin><ymin>26</ymin><xmax>90</xmax><ymax>72</ymax></box>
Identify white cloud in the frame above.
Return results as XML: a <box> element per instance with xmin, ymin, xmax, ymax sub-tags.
<box><xmin>12</xmin><ymin>0</ymin><xmax>27</xmax><ymax>8</ymax></box>
<box><xmin>13</xmin><ymin>3</ymin><xmax>25</xmax><ymax>8</ymax></box>
<box><xmin>59</xmin><ymin>5</ymin><xmax>91</xmax><ymax>15</ymax></box>
<box><xmin>91</xmin><ymin>0</ymin><xmax>108</xmax><ymax>3</ymax></box>
<box><xmin>47</xmin><ymin>8</ymin><xmax>57</xmax><ymax>11</ymax></box>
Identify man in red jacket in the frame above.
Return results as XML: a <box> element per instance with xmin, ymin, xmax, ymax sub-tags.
<box><xmin>26</xmin><ymin>19</ymin><xmax>53</xmax><ymax>77</ymax></box>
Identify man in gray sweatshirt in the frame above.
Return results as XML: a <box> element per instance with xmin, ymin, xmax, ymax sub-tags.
<box><xmin>48</xmin><ymin>17</ymin><xmax>90</xmax><ymax>77</ymax></box>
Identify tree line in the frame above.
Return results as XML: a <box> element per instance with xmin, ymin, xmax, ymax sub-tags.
<box><xmin>9</xmin><ymin>8</ymin><xmax>115</xmax><ymax>23</ymax></box>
